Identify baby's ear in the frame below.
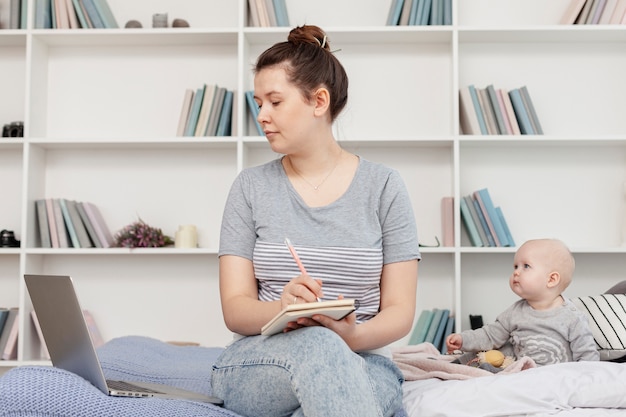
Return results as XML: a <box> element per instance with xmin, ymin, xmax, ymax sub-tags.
<box><xmin>547</xmin><ymin>271</ymin><xmax>561</xmax><ymax>288</ymax></box>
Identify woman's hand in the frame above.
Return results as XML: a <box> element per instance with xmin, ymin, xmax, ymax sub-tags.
<box><xmin>280</xmin><ymin>274</ymin><xmax>323</xmax><ymax>309</ymax></box>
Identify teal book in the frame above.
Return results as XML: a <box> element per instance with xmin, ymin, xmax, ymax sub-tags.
<box><xmin>272</xmin><ymin>0</ymin><xmax>289</xmax><ymax>26</ymax></box>
<box><xmin>432</xmin><ymin>309</ymin><xmax>450</xmax><ymax>351</ymax></box>
<box><xmin>184</xmin><ymin>85</ymin><xmax>206</xmax><ymax>137</ymax></box>
<box><xmin>520</xmin><ymin>85</ymin><xmax>543</xmax><ymax>134</ymax></box>
<box><xmin>419</xmin><ymin>0</ymin><xmax>433</xmax><ymax>25</ymax></box>
<box><xmin>81</xmin><ymin>0</ymin><xmax>105</xmax><ymax>28</ymax></box>
<box><xmin>468</xmin><ymin>85</ymin><xmax>488</xmax><ymax>135</ymax></box>
<box><xmin>496</xmin><ymin>206</ymin><xmax>515</xmax><ymax>247</ymax></box>
<box><xmin>508</xmin><ymin>88</ymin><xmax>534</xmax><ymax>135</ymax></box>
<box><xmin>464</xmin><ymin>195</ymin><xmax>488</xmax><ymax>246</ymax></box>
<box><xmin>424</xmin><ymin>308</ymin><xmax>444</xmax><ymax>344</ymax></box>
<box><xmin>409</xmin><ymin>309</ymin><xmax>434</xmax><ymax>345</ymax></box>
<box><xmin>0</xmin><ymin>309</ymin><xmax>9</xmax><ymax>338</ymax></box>
<box><xmin>440</xmin><ymin>315</ymin><xmax>455</xmax><ymax>354</ymax></box>
<box><xmin>72</xmin><ymin>0</ymin><xmax>89</xmax><ymax>28</ymax></box>
<box><xmin>216</xmin><ymin>90</ymin><xmax>234</xmax><ymax>137</ymax></box>
<box><xmin>460</xmin><ymin>196</ymin><xmax>482</xmax><ymax>247</ymax></box>
<box><xmin>92</xmin><ymin>0</ymin><xmax>118</xmax><ymax>28</ymax></box>
<box><xmin>443</xmin><ymin>0</ymin><xmax>452</xmax><ymax>25</ymax></box>
<box><xmin>475</xmin><ymin>188</ymin><xmax>511</xmax><ymax>247</ymax></box>
<box><xmin>245</xmin><ymin>90</ymin><xmax>264</xmax><ymax>136</ymax></box>
<box><xmin>486</xmin><ymin>84</ymin><xmax>507</xmax><ymax>134</ymax></box>
<box><xmin>35</xmin><ymin>0</ymin><xmax>52</xmax><ymax>28</ymax></box>
<box><xmin>388</xmin><ymin>0</ymin><xmax>405</xmax><ymax>25</ymax></box>
<box><xmin>59</xmin><ymin>198</ymin><xmax>80</xmax><ymax>248</ymax></box>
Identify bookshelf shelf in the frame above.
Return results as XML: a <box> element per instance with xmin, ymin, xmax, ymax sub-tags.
<box><xmin>0</xmin><ymin>0</ymin><xmax>624</xmax><ymax>370</ymax></box>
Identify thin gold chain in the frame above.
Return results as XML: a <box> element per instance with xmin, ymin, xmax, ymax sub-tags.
<box><xmin>288</xmin><ymin>149</ymin><xmax>343</xmax><ymax>191</ymax></box>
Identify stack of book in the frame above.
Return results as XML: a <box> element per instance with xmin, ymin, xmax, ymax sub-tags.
<box><xmin>459</xmin><ymin>84</ymin><xmax>543</xmax><ymax>136</ymax></box>
<box><xmin>34</xmin><ymin>199</ymin><xmax>113</xmax><ymax>249</ymax></box>
<box><xmin>0</xmin><ymin>307</ymin><xmax>19</xmax><ymax>361</ymax></box>
<box><xmin>408</xmin><ymin>308</ymin><xmax>454</xmax><ymax>354</ymax></box>
<box><xmin>8</xmin><ymin>0</ymin><xmax>28</xmax><ymax>28</ymax></box>
<box><xmin>176</xmin><ymin>85</ymin><xmax>234</xmax><ymax>137</ymax></box>
<box><xmin>560</xmin><ymin>0</ymin><xmax>626</xmax><ymax>25</ymax></box>
<box><xmin>247</xmin><ymin>0</ymin><xmax>289</xmax><ymax>27</ymax></box>
<box><xmin>459</xmin><ymin>188</ymin><xmax>515</xmax><ymax>248</ymax></box>
<box><xmin>387</xmin><ymin>0</ymin><xmax>452</xmax><ymax>26</ymax></box>
<box><xmin>34</xmin><ymin>0</ymin><xmax>118</xmax><ymax>29</ymax></box>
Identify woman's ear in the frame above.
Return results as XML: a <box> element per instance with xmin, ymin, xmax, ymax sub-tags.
<box><xmin>313</xmin><ymin>88</ymin><xmax>330</xmax><ymax>117</ymax></box>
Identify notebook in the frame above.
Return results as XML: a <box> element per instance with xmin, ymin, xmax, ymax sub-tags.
<box><xmin>24</xmin><ymin>274</ymin><xmax>223</xmax><ymax>404</ymax></box>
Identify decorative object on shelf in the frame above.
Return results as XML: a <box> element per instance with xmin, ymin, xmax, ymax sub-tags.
<box><xmin>0</xmin><ymin>230</ymin><xmax>20</xmax><ymax>248</ymax></box>
<box><xmin>174</xmin><ymin>225</ymin><xmax>198</xmax><ymax>248</ymax></box>
<box><xmin>152</xmin><ymin>13</ymin><xmax>168</xmax><ymax>28</ymax></box>
<box><xmin>124</xmin><ymin>20</ymin><xmax>143</xmax><ymax>28</ymax></box>
<box><xmin>2</xmin><ymin>121</ymin><xmax>23</xmax><ymax>138</ymax></box>
<box><xmin>112</xmin><ymin>219</ymin><xmax>173</xmax><ymax>248</ymax></box>
<box><xmin>172</xmin><ymin>18</ymin><xmax>189</xmax><ymax>28</ymax></box>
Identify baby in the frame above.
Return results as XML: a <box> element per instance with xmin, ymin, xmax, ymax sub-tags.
<box><xmin>446</xmin><ymin>238</ymin><xmax>599</xmax><ymax>366</ymax></box>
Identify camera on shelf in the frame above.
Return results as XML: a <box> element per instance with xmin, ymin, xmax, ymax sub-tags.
<box><xmin>2</xmin><ymin>121</ymin><xmax>24</xmax><ymax>138</ymax></box>
<box><xmin>0</xmin><ymin>230</ymin><xmax>20</xmax><ymax>248</ymax></box>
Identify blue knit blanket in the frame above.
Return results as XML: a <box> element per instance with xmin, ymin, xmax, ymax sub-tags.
<box><xmin>0</xmin><ymin>335</ymin><xmax>407</xmax><ymax>417</ymax></box>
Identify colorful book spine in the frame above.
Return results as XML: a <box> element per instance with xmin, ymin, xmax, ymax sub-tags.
<box><xmin>509</xmin><ymin>88</ymin><xmax>534</xmax><ymax>135</ymax></box>
<box><xmin>460</xmin><ymin>196</ymin><xmax>482</xmax><ymax>247</ymax></box>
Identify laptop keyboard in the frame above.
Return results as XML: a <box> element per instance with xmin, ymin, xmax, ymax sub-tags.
<box><xmin>107</xmin><ymin>380</ymin><xmax>163</xmax><ymax>394</ymax></box>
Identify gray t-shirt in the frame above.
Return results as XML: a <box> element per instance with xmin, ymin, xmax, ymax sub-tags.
<box><xmin>219</xmin><ymin>156</ymin><xmax>421</xmax><ymax>323</ymax></box>
<box><xmin>460</xmin><ymin>298</ymin><xmax>600</xmax><ymax>365</ymax></box>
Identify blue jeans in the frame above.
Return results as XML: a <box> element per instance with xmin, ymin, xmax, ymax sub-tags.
<box><xmin>211</xmin><ymin>327</ymin><xmax>404</xmax><ymax>417</ymax></box>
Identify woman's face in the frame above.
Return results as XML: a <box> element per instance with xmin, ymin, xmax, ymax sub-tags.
<box><xmin>253</xmin><ymin>66</ymin><xmax>317</xmax><ymax>155</ymax></box>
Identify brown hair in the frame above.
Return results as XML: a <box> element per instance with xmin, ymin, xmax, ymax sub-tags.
<box><xmin>254</xmin><ymin>25</ymin><xmax>348</xmax><ymax>122</ymax></box>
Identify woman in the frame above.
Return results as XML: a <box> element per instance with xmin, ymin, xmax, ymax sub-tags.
<box><xmin>211</xmin><ymin>25</ymin><xmax>420</xmax><ymax>417</ymax></box>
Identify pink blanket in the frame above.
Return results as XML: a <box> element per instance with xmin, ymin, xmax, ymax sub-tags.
<box><xmin>391</xmin><ymin>343</ymin><xmax>536</xmax><ymax>381</ymax></box>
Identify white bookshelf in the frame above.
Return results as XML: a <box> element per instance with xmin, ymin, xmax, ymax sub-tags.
<box><xmin>0</xmin><ymin>0</ymin><xmax>624</xmax><ymax>369</ymax></box>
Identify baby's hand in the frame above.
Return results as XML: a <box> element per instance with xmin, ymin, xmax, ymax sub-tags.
<box><xmin>446</xmin><ymin>333</ymin><xmax>463</xmax><ymax>353</ymax></box>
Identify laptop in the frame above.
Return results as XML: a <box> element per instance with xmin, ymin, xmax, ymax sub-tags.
<box><xmin>24</xmin><ymin>274</ymin><xmax>223</xmax><ymax>405</ymax></box>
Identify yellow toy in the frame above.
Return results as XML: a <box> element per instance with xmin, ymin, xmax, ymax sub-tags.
<box><xmin>477</xmin><ymin>350</ymin><xmax>514</xmax><ymax>369</ymax></box>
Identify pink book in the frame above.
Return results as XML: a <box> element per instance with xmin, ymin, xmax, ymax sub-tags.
<box><xmin>441</xmin><ymin>197</ymin><xmax>454</xmax><ymax>247</ymax></box>
<box><xmin>2</xmin><ymin>312</ymin><xmax>19</xmax><ymax>360</ymax></box>
<box><xmin>499</xmin><ymin>89</ymin><xmax>521</xmax><ymax>135</ymax></box>
<box><xmin>82</xmin><ymin>202</ymin><xmax>113</xmax><ymax>248</ymax></box>
<box><xmin>496</xmin><ymin>89</ymin><xmax>513</xmax><ymax>134</ymax></box>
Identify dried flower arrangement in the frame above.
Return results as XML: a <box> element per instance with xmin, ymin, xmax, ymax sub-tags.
<box><xmin>112</xmin><ymin>218</ymin><xmax>174</xmax><ymax>248</ymax></box>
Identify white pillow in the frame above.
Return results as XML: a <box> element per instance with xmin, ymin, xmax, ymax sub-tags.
<box><xmin>572</xmin><ymin>294</ymin><xmax>626</xmax><ymax>361</ymax></box>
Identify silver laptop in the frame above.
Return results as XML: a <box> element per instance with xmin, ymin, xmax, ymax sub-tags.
<box><xmin>24</xmin><ymin>274</ymin><xmax>223</xmax><ymax>405</ymax></box>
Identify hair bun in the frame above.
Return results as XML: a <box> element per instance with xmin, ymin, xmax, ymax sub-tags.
<box><xmin>288</xmin><ymin>25</ymin><xmax>331</xmax><ymax>51</ymax></box>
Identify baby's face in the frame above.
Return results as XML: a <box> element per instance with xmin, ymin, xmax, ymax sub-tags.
<box><xmin>509</xmin><ymin>242</ymin><xmax>552</xmax><ymax>301</ymax></box>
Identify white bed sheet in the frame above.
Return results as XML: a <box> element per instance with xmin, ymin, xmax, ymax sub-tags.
<box><xmin>402</xmin><ymin>361</ymin><xmax>626</xmax><ymax>417</ymax></box>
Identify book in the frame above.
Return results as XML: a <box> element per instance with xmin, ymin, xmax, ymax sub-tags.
<box><xmin>560</xmin><ymin>0</ymin><xmax>588</xmax><ymax>24</ymax></box>
<box><xmin>495</xmin><ymin>88</ymin><xmax>513</xmax><ymax>135</ymax></box>
<box><xmin>194</xmin><ymin>84</ymin><xmax>217</xmax><ymax>137</ymax></box>
<box><xmin>387</xmin><ymin>0</ymin><xmax>405</xmax><ymax>25</ymax></box>
<box><xmin>408</xmin><ymin>309</ymin><xmax>434</xmax><ymax>345</ymax></box>
<box><xmin>184</xmin><ymin>85</ymin><xmax>206</xmax><ymax>137</ymax></box>
<box><xmin>35</xmin><ymin>0</ymin><xmax>53</xmax><ymax>28</ymax></box>
<box><xmin>486</xmin><ymin>84</ymin><xmax>507</xmax><ymax>135</ymax></box>
<box><xmin>424</xmin><ymin>308</ymin><xmax>444</xmax><ymax>344</ymax></box>
<box><xmin>610</xmin><ymin>0</ymin><xmax>626</xmax><ymax>23</ymax></box>
<box><xmin>81</xmin><ymin>0</ymin><xmax>105</xmax><ymax>29</ymax></box>
<box><xmin>408</xmin><ymin>0</ymin><xmax>421</xmax><ymax>25</ymax></box>
<box><xmin>472</xmin><ymin>197</ymin><xmax>495</xmax><ymax>247</ymax></box>
<box><xmin>216</xmin><ymin>89</ymin><xmax>234</xmax><ymax>137</ymax></box>
<box><xmin>45</xmin><ymin>199</ymin><xmax>59</xmax><ymax>248</ymax></box>
<box><xmin>77</xmin><ymin>0</ymin><xmax>93</xmax><ymax>27</ymax></box>
<box><xmin>599</xmin><ymin>0</ymin><xmax>617</xmax><ymax>23</ymax></box>
<box><xmin>75</xmin><ymin>201</ymin><xmax>101</xmax><ymax>247</ymax></box>
<box><xmin>261</xmin><ymin>299</ymin><xmax>357</xmax><ymax>336</ymax></box>
<box><xmin>495</xmin><ymin>206</ymin><xmax>515</xmax><ymax>247</ymax></box>
<box><xmin>398</xmin><ymin>0</ymin><xmax>413</xmax><ymax>25</ymax></box>
<box><xmin>458</xmin><ymin>86</ymin><xmax>481</xmax><ymax>135</ymax></box>
<box><xmin>478</xmin><ymin>87</ymin><xmax>498</xmax><ymax>135</ymax></box>
<box><xmin>55</xmin><ymin>0</ymin><xmax>70</xmax><ymax>29</ymax></box>
<box><xmin>588</xmin><ymin>0</ymin><xmax>607</xmax><ymax>23</ymax></box>
<box><xmin>205</xmin><ymin>86</ymin><xmax>227</xmax><ymax>137</ymax></box>
<box><xmin>431</xmin><ymin>308</ymin><xmax>450</xmax><ymax>351</ymax></box>
<box><xmin>65</xmin><ymin>0</ymin><xmax>80</xmax><ymax>28</ymax></box>
<box><xmin>10</xmin><ymin>0</ymin><xmax>21</xmax><ymax>29</ymax></box>
<box><xmin>52</xmin><ymin>198</ymin><xmax>70</xmax><ymax>248</ymax></box>
<box><xmin>464</xmin><ymin>195</ymin><xmax>488</xmax><ymax>246</ymax></box>
<box><xmin>264</xmin><ymin>0</ymin><xmax>277</xmax><ymax>27</ymax></box>
<box><xmin>508</xmin><ymin>88</ymin><xmax>534</xmax><ymax>135</ymax></box>
<box><xmin>519</xmin><ymin>86</ymin><xmax>543</xmax><ymax>135</ymax></box>
<box><xmin>0</xmin><ymin>308</ymin><xmax>18</xmax><ymax>360</ymax></box>
<box><xmin>474</xmin><ymin>188</ymin><xmax>511</xmax><ymax>247</ymax></box>
<box><xmin>419</xmin><ymin>0</ymin><xmax>433</xmax><ymax>25</ymax></box>
<box><xmin>247</xmin><ymin>0</ymin><xmax>260</xmax><ymax>26</ymax></box>
<box><xmin>255</xmin><ymin>0</ymin><xmax>270</xmax><ymax>27</ymax></box>
<box><xmin>66</xmin><ymin>199</ymin><xmax>94</xmax><ymax>248</ymax></box>
<box><xmin>35</xmin><ymin>199</ymin><xmax>52</xmax><ymax>248</ymax></box>
<box><xmin>245</xmin><ymin>90</ymin><xmax>264</xmax><ymax>136</ymax></box>
<box><xmin>443</xmin><ymin>0</ymin><xmax>452</xmax><ymax>25</ymax></box>
<box><xmin>460</xmin><ymin>196</ymin><xmax>482</xmax><ymax>247</ymax></box>
<box><xmin>71</xmin><ymin>0</ymin><xmax>89</xmax><ymax>27</ymax></box>
<box><xmin>272</xmin><ymin>0</ymin><xmax>289</xmax><ymax>27</ymax></box>
<box><xmin>467</xmin><ymin>84</ymin><xmax>488</xmax><ymax>135</ymax></box>
<box><xmin>0</xmin><ymin>309</ymin><xmax>8</xmax><ymax>338</ymax></box>
<box><xmin>80</xmin><ymin>202</ymin><xmax>113</xmax><ymax>248</ymax></box>
<box><xmin>92</xmin><ymin>0</ymin><xmax>118</xmax><ymax>28</ymax></box>
<box><xmin>499</xmin><ymin>88</ymin><xmax>521</xmax><ymax>135</ymax></box>
<box><xmin>440</xmin><ymin>315</ymin><xmax>455</xmax><ymax>354</ymax></box>
<box><xmin>175</xmin><ymin>88</ymin><xmax>194</xmax><ymax>137</ymax></box>
<box><xmin>1</xmin><ymin>311</ymin><xmax>19</xmax><ymax>360</ymax></box>
<box><xmin>441</xmin><ymin>196</ymin><xmax>454</xmax><ymax>247</ymax></box>
<box><xmin>576</xmin><ymin>0</ymin><xmax>595</xmax><ymax>23</ymax></box>
<box><xmin>31</xmin><ymin>310</ymin><xmax>50</xmax><ymax>360</ymax></box>
<box><xmin>20</xmin><ymin>0</ymin><xmax>27</xmax><ymax>28</ymax></box>
<box><xmin>430</xmin><ymin>0</ymin><xmax>444</xmax><ymax>25</ymax></box>
<box><xmin>59</xmin><ymin>198</ymin><xmax>80</xmax><ymax>247</ymax></box>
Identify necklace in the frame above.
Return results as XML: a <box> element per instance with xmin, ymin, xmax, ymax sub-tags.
<box><xmin>288</xmin><ymin>149</ymin><xmax>343</xmax><ymax>191</ymax></box>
